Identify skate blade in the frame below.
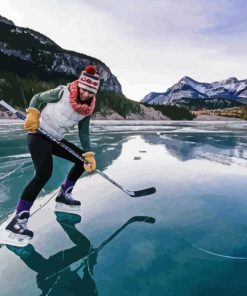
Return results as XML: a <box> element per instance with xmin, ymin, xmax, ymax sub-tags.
<box><xmin>54</xmin><ymin>202</ymin><xmax>81</xmax><ymax>213</ymax></box>
<box><xmin>0</xmin><ymin>230</ymin><xmax>30</xmax><ymax>247</ymax></box>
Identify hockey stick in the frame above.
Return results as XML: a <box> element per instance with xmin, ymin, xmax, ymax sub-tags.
<box><xmin>0</xmin><ymin>100</ymin><xmax>156</xmax><ymax>198</ymax></box>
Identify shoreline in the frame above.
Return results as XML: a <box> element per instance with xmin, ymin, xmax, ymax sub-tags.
<box><xmin>0</xmin><ymin>118</ymin><xmax>244</xmax><ymax>123</ymax></box>
<box><xmin>0</xmin><ymin>112</ymin><xmax>244</xmax><ymax>122</ymax></box>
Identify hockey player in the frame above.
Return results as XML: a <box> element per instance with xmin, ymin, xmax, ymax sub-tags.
<box><xmin>5</xmin><ymin>65</ymin><xmax>100</xmax><ymax>241</ymax></box>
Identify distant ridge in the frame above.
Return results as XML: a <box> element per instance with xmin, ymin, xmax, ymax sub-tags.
<box><xmin>142</xmin><ymin>76</ymin><xmax>247</xmax><ymax>106</ymax></box>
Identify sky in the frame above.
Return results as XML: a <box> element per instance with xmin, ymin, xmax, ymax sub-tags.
<box><xmin>1</xmin><ymin>0</ymin><xmax>247</xmax><ymax>101</ymax></box>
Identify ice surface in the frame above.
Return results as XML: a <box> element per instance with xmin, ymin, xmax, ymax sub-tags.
<box><xmin>1</xmin><ymin>120</ymin><xmax>247</xmax><ymax>295</ymax></box>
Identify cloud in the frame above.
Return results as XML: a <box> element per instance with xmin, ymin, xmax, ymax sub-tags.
<box><xmin>84</xmin><ymin>0</ymin><xmax>246</xmax><ymax>41</ymax></box>
<box><xmin>1</xmin><ymin>0</ymin><xmax>247</xmax><ymax>101</ymax></box>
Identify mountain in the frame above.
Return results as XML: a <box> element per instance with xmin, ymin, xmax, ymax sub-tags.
<box><xmin>0</xmin><ymin>15</ymin><xmax>122</xmax><ymax>96</ymax></box>
<box><xmin>142</xmin><ymin>76</ymin><xmax>247</xmax><ymax>108</ymax></box>
<box><xmin>0</xmin><ymin>15</ymin><xmax>195</xmax><ymax>120</ymax></box>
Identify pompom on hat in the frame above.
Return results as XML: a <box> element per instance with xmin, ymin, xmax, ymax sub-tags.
<box><xmin>78</xmin><ymin>65</ymin><xmax>100</xmax><ymax>94</ymax></box>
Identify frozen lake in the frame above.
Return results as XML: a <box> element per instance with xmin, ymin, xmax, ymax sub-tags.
<box><xmin>1</xmin><ymin>120</ymin><xmax>247</xmax><ymax>295</ymax></box>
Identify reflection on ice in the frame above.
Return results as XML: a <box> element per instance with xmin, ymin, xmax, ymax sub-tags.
<box><xmin>142</xmin><ymin>132</ymin><xmax>247</xmax><ymax>166</ymax></box>
<box><xmin>4</xmin><ymin>213</ymin><xmax>155</xmax><ymax>295</ymax></box>
<box><xmin>1</xmin><ymin>120</ymin><xmax>247</xmax><ymax>294</ymax></box>
<box><xmin>1</xmin><ymin>120</ymin><xmax>247</xmax><ymax>259</ymax></box>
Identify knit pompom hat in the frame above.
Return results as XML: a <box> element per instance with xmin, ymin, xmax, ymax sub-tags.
<box><xmin>78</xmin><ymin>65</ymin><xmax>100</xmax><ymax>94</ymax></box>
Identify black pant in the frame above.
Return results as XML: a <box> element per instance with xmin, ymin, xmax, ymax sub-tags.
<box><xmin>21</xmin><ymin>133</ymin><xmax>85</xmax><ymax>202</ymax></box>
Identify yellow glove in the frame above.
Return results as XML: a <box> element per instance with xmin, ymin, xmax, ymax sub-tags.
<box><xmin>82</xmin><ymin>151</ymin><xmax>96</xmax><ymax>173</ymax></box>
<box><xmin>24</xmin><ymin>108</ymin><xmax>40</xmax><ymax>132</ymax></box>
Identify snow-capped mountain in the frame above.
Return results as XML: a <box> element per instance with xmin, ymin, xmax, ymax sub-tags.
<box><xmin>0</xmin><ymin>15</ymin><xmax>122</xmax><ymax>94</ymax></box>
<box><xmin>142</xmin><ymin>76</ymin><xmax>247</xmax><ymax>105</ymax></box>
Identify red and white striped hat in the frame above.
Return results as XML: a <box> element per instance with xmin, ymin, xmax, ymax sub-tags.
<box><xmin>78</xmin><ymin>65</ymin><xmax>100</xmax><ymax>94</ymax></box>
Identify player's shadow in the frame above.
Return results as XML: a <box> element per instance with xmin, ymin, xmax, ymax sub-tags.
<box><xmin>7</xmin><ymin>212</ymin><xmax>155</xmax><ymax>296</ymax></box>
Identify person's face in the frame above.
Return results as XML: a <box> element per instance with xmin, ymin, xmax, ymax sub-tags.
<box><xmin>79</xmin><ymin>87</ymin><xmax>94</xmax><ymax>101</ymax></box>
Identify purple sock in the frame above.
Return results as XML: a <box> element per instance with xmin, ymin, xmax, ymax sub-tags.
<box><xmin>16</xmin><ymin>199</ymin><xmax>33</xmax><ymax>214</ymax></box>
<box><xmin>62</xmin><ymin>179</ymin><xmax>75</xmax><ymax>193</ymax></box>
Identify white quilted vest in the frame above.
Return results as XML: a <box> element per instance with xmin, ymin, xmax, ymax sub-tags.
<box><xmin>39</xmin><ymin>88</ymin><xmax>86</xmax><ymax>140</ymax></box>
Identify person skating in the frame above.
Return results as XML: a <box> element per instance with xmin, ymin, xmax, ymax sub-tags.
<box><xmin>5</xmin><ymin>65</ymin><xmax>100</xmax><ymax>241</ymax></box>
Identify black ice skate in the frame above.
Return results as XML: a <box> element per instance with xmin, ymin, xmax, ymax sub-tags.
<box><xmin>1</xmin><ymin>211</ymin><xmax>34</xmax><ymax>247</ymax></box>
<box><xmin>55</xmin><ymin>187</ymin><xmax>81</xmax><ymax>213</ymax></box>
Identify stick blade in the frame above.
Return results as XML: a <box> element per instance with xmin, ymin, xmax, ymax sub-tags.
<box><xmin>128</xmin><ymin>216</ymin><xmax>156</xmax><ymax>224</ymax></box>
<box><xmin>128</xmin><ymin>187</ymin><xmax>156</xmax><ymax>197</ymax></box>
